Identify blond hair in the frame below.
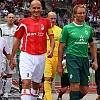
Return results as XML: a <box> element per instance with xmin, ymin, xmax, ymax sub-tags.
<box><xmin>73</xmin><ymin>4</ymin><xmax>86</xmax><ymax>14</ymax></box>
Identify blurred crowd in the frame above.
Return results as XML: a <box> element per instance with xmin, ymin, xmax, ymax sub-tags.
<box><xmin>0</xmin><ymin>0</ymin><xmax>100</xmax><ymax>37</ymax></box>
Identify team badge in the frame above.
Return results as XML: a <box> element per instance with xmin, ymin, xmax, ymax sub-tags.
<box><xmin>70</xmin><ymin>74</ymin><xmax>73</xmax><ymax>79</ymax></box>
<box><xmin>41</xmin><ymin>24</ymin><xmax>44</xmax><ymax>30</ymax></box>
<box><xmin>56</xmin><ymin>31</ymin><xmax>59</xmax><ymax>35</ymax></box>
<box><xmin>85</xmin><ymin>30</ymin><xmax>88</xmax><ymax>35</ymax></box>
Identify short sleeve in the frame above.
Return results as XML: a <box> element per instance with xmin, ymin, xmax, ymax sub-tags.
<box><xmin>60</xmin><ymin>26</ymin><xmax>68</xmax><ymax>43</ymax></box>
<box><xmin>14</xmin><ymin>20</ymin><xmax>25</xmax><ymax>39</ymax></box>
<box><xmin>89</xmin><ymin>27</ymin><xmax>93</xmax><ymax>39</ymax></box>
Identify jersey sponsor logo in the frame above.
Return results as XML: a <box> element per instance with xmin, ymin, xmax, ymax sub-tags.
<box><xmin>38</xmin><ymin>32</ymin><xmax>44</xmax><ymax>36</ymax></box>
<box><xmin>27</xmin><ymin>33</ymin><xmax>36</xmax><ymax>36</ymax></box>
<box><xmin>75</xmin><ymin>35</ymin><xmax>88</xmax><ymax>44</ymax></box>
<box><xmin>41</xmin><ymin>24</ymin><xmax>44</xmax><ymax>30</ymax></box>
<box><xmin>79</xmin><ymin>35</ymin><xmax>84</xmax><ymax>41</ymax></box>
<box><xmin>75</xmin><ymin>42</ymin><xmax>87</xmax><ymax>44</ymax></box>
<box><xmin>3</xmin><ymin>34</ymin><xmax>13</xmax><ymax>37</ymax></box>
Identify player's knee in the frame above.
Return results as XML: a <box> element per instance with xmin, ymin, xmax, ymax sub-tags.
<box><xmin>44</xmin><ymin>77</ymin><xmax>52</xmax><ymax>82</ymax></box>
<box><xmin>70</xmin><ymin>82</ymin><xmax>80</xmax><ymax>91</ymax></box>
<box><xmin>22</xmin><ymin>79</ymin><xmax>31</xmax><ymax>88</ymax></box>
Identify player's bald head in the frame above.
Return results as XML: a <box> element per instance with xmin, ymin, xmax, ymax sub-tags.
<box><xmin>48</xmin><ymin>12</ymin><xmax>56</xmax><ymax>18</ymax></box>
<box><xmin>30</xmin><ymin>0</ymin><xmax>42</xmax><ymax>7</ymax></box>
<box><xmin>48</xmin><ymin>12</ymin><xmax>56</xmax><ymax>26</ymax></box>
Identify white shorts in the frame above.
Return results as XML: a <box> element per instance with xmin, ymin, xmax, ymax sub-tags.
<box><xmin>19</xmin><ymin>52</ymin><xmax>46</xmax><ymax>83</ymax></box>
<box><xmin>2</xmin><ymin>56</ymin><xmax>16</xmax><ymax>74</ymax></box>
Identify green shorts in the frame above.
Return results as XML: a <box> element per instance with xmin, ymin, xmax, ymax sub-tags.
<box><xmin>66</xmin><ymin>54</ymin><xmax>90</xmax><ymax>86</ymax></box>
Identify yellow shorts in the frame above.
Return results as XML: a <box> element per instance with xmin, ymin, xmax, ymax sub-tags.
<box><xmin>44</xmin><ymin>57</ymin><xmax>58</xmax><ymax>78</ymax></box>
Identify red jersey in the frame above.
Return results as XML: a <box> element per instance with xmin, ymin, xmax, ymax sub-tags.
<box><xmin>14</xmin><ymin>17</ymin><xmax>53</xmax><ymax>55</ymax></box>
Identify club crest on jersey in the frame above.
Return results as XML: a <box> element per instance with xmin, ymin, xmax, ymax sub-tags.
<box><xmin>85</xmin><ymin>30</ymin><xmax>88</xmax><ymax>35</ymax></box>
<box><xmin>41</xmin><ymin>24</ymin><xmax>44</xmax><ymax>30</ymax></box>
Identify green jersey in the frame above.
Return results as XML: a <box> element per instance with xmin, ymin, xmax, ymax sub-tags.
<box><xmin>60</xmin><ymin>22</ymin><xmax>93</xmax><ymax>58</ymax></box>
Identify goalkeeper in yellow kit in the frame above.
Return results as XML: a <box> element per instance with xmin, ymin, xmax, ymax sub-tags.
<box><xmin>44</xmin><ymin>11</ymin><xmax>62</xmax><ymax>100</ymax></box>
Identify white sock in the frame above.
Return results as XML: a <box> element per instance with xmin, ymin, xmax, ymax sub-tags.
<box><xmin>31</xmin><ymin>88</ymin><xmax>38</xmax><ymax>100</ymax></box>
<box><xmin>4</xmin><ymin>78</ymin><xmax>12</xmax><ymax>93</ymax></box>
<box><xmin>21</xmin><ymin>89</ymin><xmax>31</xmax><ymax>100</ymax></box>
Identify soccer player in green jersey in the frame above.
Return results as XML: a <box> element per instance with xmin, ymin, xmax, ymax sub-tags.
<box><xmin>57</xmin><ymin>4</ymin><xmax>98</xmax><ymax>100</ymax></box>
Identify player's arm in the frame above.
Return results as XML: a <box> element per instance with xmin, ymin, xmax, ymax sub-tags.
<box><xmin>10</xmin><ymin>20</ymin><xmax>24</xmax><ymax>69</ymax></box>
<box><xmin>10</xmin><ymin>38</ymin><xmax>21</xmax><ymax>69</ymax></box>
<box><xmin>89</xmin><ymin>28</ymin><xmax>98</xmax><ymax>70</ymax></box>
<box><xmin>89</xmin><ymin>40</ymin><xmax>98</xmax><ymax>70</ymax></box>
<box><xmin>46</xmin><ymin>18</ymin><xmax>55</xmax><ymax>58</ymax></box>
<box><xmin>57</xmin><ymin>42</ymin><xmax>66</xmax><ymax>76</ymax></box>
<box><xmin>47</xmin><ymin>34</ymin><xmax>55</xmax><ymax>58</ymax></box>
<box><xmin>11</xmin><ymin>38</ymin><xmax>21</xmax><ymax>59</ymax></box>
<box><xmin>47</xmin><ymin>27</ymin><xmax>55</xmax><ymax>58</ymax></box>
<box><xmin>57</xmin><ymin>26</ymin><xmax>67</xmax><ymax>76</ymax></box>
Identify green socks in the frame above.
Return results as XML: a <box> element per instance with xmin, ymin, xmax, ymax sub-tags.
<box><xmin>78</xmin><ymin>91</ymin><xmax>85</xmax><ymax>99</ymax></box>
<box><xmin>70</xmin><ymin>91</ymin><xmax>85</xmax><ymax>100</ymax></box>
<box><xmin>70</xmin><ymin>91</ymin><xmax>79</xmax><ymax>100</ymax></box>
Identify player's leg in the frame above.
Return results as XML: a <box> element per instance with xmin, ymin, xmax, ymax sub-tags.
<box><xmin>37</xmin><ymin>75</ymin><xmax>44</xmax><ymax>99</ymax></box>
<box><xmin>1</xmin><ymin>57</ymin><xmax>13</xmax><ymax>99</ymax></box>
<box><xmin>44</xmin><ymin>57</ymin><xmax>57</xmax><ymax>100</ymax></box>
<box><xmin>31</xmin><ymin>54</ymin><xmax>46</xmax><ymax>100</ymax></box>
<box><xmin>57</xmin><ymin>73</ymin><xmax>70</xmax><ymax>100</ymax></box>
<box><xmin>44</xmin><ymin>58</ymin><xmax>53</xmax><ymax>100</ymax></box>
<box><xmin>3</xmin><ymin>74</ymin><xmax>12</xmax><ymax>99</ymax></box>
<box><xmin>66</xmin><ymin>55</ymin><xmax>81</xmax><ymax>100</ymax></box>
<box><xmin>79</xmin><ymin>58</ymin><xmax>90</xmax><ymax>99</ymax></box>
<box><xmin>19</xmin><ymin>52</ymin><xmax>34</xmax><ymax>100</ymax></box>
<box><xmin>3</xmin><ymin>59</ymin><xmax>16</xmax><ymax>99</ymax></box>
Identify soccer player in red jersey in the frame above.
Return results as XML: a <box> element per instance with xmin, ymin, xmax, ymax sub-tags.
<box><xmin>10</xmin><ymin>0</ymin><xmax>55</xmax><ymax>100</ymax></box>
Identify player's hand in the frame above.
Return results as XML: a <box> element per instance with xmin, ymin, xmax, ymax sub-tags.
<box><xmin>91</xmin><ymin>61</ymin><xmax>98</xmax><ymax>70</ymax></box>
<box><xmin>47</xmin><ymin>49</ymin><xmax>53</xmax><ymax>58</ymax></box>
<box><xmin>9</xmin><ymin>59</ymin><xmax>16</xmax><ymax>70</ymax></box>
<box><xmin>57</xmin><ymin>64</ymin><xmax>63</xmax><ymax>77</ymax></box>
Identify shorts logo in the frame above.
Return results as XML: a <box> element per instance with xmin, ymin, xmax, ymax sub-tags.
<box><xmin>70</xmin><ymin>74</ymin><xmax>73</xmax><ymax>79</ymax></box>
<box><xmin>27</xmin><ymin>73</ymin><xmax>29</xmax><ymax>77</ymax></box>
